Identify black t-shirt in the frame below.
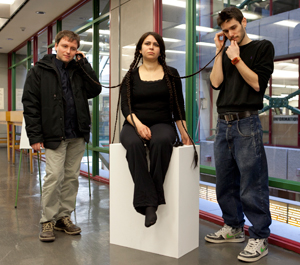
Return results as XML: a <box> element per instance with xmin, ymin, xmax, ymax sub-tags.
<box><xmin>121</xmin><ymin>66</ymin><xmax>186</xmax><ymax>127</ymax></box>
<box><xmin>212</xmin><ymin>39</ymin><xmax>274</xmax><ymax>113</ymax></box>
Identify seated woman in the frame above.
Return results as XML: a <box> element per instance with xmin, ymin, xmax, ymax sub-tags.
<box><xmin>119</xmin><ymin>32</ymin><xmax>196</xmax><ymax>228</ymax></box>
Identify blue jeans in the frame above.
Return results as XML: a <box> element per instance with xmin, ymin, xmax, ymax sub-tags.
<box><xmin>214</xmin><ymin>115</ymin><xmax>271</xmax><ymax>238</ymax></box>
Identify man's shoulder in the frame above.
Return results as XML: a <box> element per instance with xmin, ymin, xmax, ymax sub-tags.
<box><xmin>250</xmin><ymin>39</ymin><xmax>274</xmax><ymax>49</ymax></box>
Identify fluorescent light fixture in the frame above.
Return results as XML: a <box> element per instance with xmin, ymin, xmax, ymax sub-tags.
<box><xmin>272</xmin><ymin>84</ymin><xmax>286</xmax><ymax>88</ymax></box>
<box><xmin>163</xmin><ymin>37</ymin><xmax>181</xmax><ymax>42</ymax></box>
<box><xmin>162</xmin><ymin>0</ymin><xmax>185</xmax><ymax>8</ymax></box>
<box><xmin>247</xmin><ymin>34</ymin><xmax>260</xmax><ymax>40</ymax></box>
<box><xmin>196</xmin><ymin>42</ymin><xmax>215</xmax><ymax>47</ymax></box>
<box><xmin>276</xmin><ymin>62</ymin><xmax>299</xmax><ymax>69</ymax></box>
<box><xmin>123</xmin><ymin>45</ymin><xmax>136</xmax><ymax>49</ymax></box>
<box><xmin>0</xmin><ymin>0</ymin><xmax>15</xmax><ymax>4</ymax></box>
<box><xmin>87</xmin><ymin>29</ymin><xmax>110</xmax><ymax>35</ymax></box>
<box><xmin>286</xmin><ymin>85</ymin><xmax>299</xmax><ymax>89</ymax></box>
<box><xmin>100</xmin><ymin>52</ymin><xmax>109</xmax><ymax>56</ymax></box>
<box><xmin>272</xmin><ymin>69</ymin><xmax>299</xmax><ymax>79</ymax></box>
<box><xmin>242</xmin><ymin>11</ymin><xmax>261</xmax><ymax>20</ymax></box>
<box><xmin>274</xmin><ymin>20</ymin><xmax>300</xmax><ymax>28</ymax></box>
<box><xmin>80</xmin><ymin>41</ymin><xmax>92</xmax><ymax>45</ymax></box>
<box><xmin>165</xmin><ymin>50</ymin><xmax>185</xmax><ymax>54</ymax></box>
<box><xmin>175</xmin><ymin>24</ymin><xmax>215</xmax><ymax>33</ymax></box>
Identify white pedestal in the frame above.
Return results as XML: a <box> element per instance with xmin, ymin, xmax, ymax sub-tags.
<box><xmin>109</xmin><ymin>143</ymin><xmax>200</xmax><ymax>258</ymax></box>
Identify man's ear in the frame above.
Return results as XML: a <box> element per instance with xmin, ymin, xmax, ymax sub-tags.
<box><xmin>242</xmin><ymin>17</ymin><xmax>247</xmax><ymax>28</ymax></box>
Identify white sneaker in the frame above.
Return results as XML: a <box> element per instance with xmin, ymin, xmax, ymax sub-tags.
<box><xmin>238</xmin><ymin>238</ymin><xmax>268</xmax><ymax>262</ymax></box>
<box><xmin>205</xmin><ymin>224</ymin><xmax>245</xmax><ymax>243</ymax></box>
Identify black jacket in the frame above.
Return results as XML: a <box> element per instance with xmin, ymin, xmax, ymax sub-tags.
<box><xmin>22</xmin><ymin>54</ymin><xmax>102</xmax><ymax>149</ymax></box>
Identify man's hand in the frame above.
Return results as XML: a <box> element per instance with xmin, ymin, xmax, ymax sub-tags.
<box><xmin>226</xmin><ymin>40</ymin><xmax>240</xmax><ymax>60</ymax></box>
<box><xmin>75</xmin><ymin>51</ymin><xmax>86</xmax><ymax>61</ymax></box>
<box><xmin>214</xmin><ymin>32</ymin><xmax>227</xmax><ymax>52</ymax></box>
<box><xmin>31</xmin><ymin>142</ymin><xmax>44</xmax><ymax>152</ymax></box>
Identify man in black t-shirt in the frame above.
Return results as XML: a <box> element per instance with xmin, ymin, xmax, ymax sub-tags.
<box><xmin>204</xmin><ymin>7</ymin><xmax>274</xmax><ymax>263</ymax></box>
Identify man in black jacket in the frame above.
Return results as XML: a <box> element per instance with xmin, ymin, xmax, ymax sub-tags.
<box><xmin>22</xmin><ymin>30</ymin><xmax>102</xmax><ymax>242</ymax></box>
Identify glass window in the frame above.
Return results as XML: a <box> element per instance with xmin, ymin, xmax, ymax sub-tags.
<box><xmin>270</xmin><ymin>59</ymin><xmax>299</xmax><ymax>147</ymax></box>
<box><xmin>62</xmin><ymin>1</ymin><xmax>93</xmax><ymax>31</ymax></box>
<box><xmin>273</xmin><ymin>0</ymin><xmax>299</xmax><ymax>15</ymax></box>
<box><xmin>38</xmin><ymin>31</ymin><xmax>47</xmax><ymax>60</ymax></box>
<box><xmin>100</xmin><ymin>0</ymin><xmax>110</xmax><ymax>15</ymax></box>
<box><xmin>99</xmin><ymin>20</ymin><xmax>110</xmax><ymax>148</ymax></box>
<box><xmin>162</xmin><ymin>0</ymin><xmax>186</xmax><ymax>91</ymax></box>
<box><xmin>15</xmin><ymin>44</ymin><xmax>30</xmax><ymax>111</ymax></box>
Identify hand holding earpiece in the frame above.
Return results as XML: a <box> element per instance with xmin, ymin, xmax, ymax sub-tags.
<box><xmin>214</xmin><ymin>32</ymin><xmax>227</xmax><ymax>52</ymax></box>
<box><xmin>76</xmin><ymin>51</ymin><xmax>85</xmax><ymax>61</ymax></box>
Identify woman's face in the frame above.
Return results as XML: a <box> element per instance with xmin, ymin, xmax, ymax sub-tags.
<box><xmin>139</xmin><ymin>35</ymin><xmax>161</xmax><ymax>62</ymax></box>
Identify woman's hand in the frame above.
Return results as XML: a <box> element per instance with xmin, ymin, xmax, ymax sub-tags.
<box><xmin>137</xmin><ymin>123</ymin><xmax>152</xmax><ymax>140</ymax></box>
<box><xmin>175</xmin><ymin>120</ymin><xmax>192</xmax><ymax>145</ymax></box>
<box><xmin>181</xmin><ymin>131</ymin><xmax>192</xmax><ymax>145</ymax></box>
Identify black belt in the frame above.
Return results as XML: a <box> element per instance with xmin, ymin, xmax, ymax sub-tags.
<box><xmin>218</xmin><ymin>111</ymin><xmax>258</xmax><ymax>122</ymax></box>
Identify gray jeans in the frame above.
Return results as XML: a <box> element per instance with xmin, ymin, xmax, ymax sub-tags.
<box><xmin>40</xmin><ymin>138</ymin><xmax>85</xmax><ymax>223</ymax></box>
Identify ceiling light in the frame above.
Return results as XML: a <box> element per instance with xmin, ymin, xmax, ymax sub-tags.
<box><xmin>247</xmin><ymin>34</ymin><xmax>260</xmax><ymax>39</ymax></box>
<box><xmin>196</xmin><ymin>42</ymin><xmax>215</xmax><ymax>47</ymax></box>
<box><xmin>272</xmin><ymin>84</ymin><xmax>286</xmax><ymax>88</ymax></box>
<box><xmin>87</xmin><ymin>29</ymin><xmax>110</xmax><ymax>35</ymax></box>
<box><xmin>242</xmin><ymin>11</ymin><xmax>261</xmax><ymax>20</ymax></box>
<box><xmin>80</xmin><ymin>41</ymin><xmax>92</xmax><ymax>45</ymax></box>
<box><xmin>286</xmin><ymin>85</ymin><xmax>299</xmax><ymax>89</ymax></box>
<box><xmin>274</xmin><ymin>20</ymin><xmax>300</xmax><ymax>28</ymax></box>
<box><xmin>165</xmin><ymin>50</ymin><xmax>185</xmax><ymax>54</ymax></box>
<box><xmin>163</xmin><ymin>37</ymin><xmax>181</xmax><ymax>42</ymax></box>
<box><xmin>0</xmin><ymin>0</ymin><xmax>15</xmax><ymax>4</ymax></box>
<box><xmin>175</xmin><ymin>24</ymin><xmax>215</xmax><ymax>32</ymax></box>
<box><xmin>162</xmin><ymin>0</ymin><xmax>185</xmax><ymax>8</ymax></box>
<box><xmin>276</xmin><ymin>62</ymin><xmax>298</xmax><ymax>68</ymax></box>
<box><xmin>123</xmin><ymin>45</ymin><xmax>136</xmax><ymax>49</ymax></box>
<box><xmin>272</xmin><ymin>69</ymin><xmax>299</xmax><ymax>79</ymax></box>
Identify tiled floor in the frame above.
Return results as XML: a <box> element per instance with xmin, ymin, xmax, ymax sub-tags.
<box><xmin>0</xmin><ymin>148</ymin><xmax>299</xmax><ymax>265</ymax></box>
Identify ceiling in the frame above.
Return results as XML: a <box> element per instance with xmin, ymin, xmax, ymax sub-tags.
<box><xmin>0</xmin><ymin>0</ymin><xmax>84</xmax><ymax>54</ymax></box>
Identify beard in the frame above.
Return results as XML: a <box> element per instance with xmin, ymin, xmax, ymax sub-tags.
<box><xmin>237</xmin><ymin>26</ymin><xmax>246</xmax><ymax>45</ymax></box>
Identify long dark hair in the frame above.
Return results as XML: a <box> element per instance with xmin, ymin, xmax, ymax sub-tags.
<box><xmin>112</xmin><ymin>32</ymin><xmax>198</xmax><ymax>167</ymax></box>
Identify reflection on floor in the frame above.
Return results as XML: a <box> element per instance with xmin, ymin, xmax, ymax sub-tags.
<box><xmin>0</xmin><ymin>148</ymin><xmax>299</xmax><ymax>265</ymax></box>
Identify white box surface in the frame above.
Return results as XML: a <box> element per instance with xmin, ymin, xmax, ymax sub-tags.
<box><xmin>109</xmin><ymin>144</ymin><xmax>200</xmax><ymax>258</ymax></box>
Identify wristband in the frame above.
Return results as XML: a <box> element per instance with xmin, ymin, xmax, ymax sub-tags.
<box><xmin>231</xmin><ymin>57</ymin><xmax>241</xmax><ymax>65</ymax></box>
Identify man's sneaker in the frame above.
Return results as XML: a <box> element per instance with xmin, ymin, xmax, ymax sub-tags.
<box><xmin>205</xmin><ymin>224</ymin><xmax>245</xmax><ymax>243</ymax></box>
<box><xmin>39</xmin><ymin>221</ymin><xmax>55</xmax><ymax>242</ymax></box>
<box><xmin>54</xmin><ymin>216</ymin><xmax>81</xmax><ymax>235</ymax></box>
<box><xmin>238</xmin><ymin>238</ymin><xmax>268</xmax><ymax>262</ymax></box>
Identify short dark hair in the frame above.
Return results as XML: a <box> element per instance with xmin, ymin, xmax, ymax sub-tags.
<box><xmin>217</xmin><ymin>7</ymin><xmax>244</xmax><ymax>27</ymax></box>
<box><xmin>135</xmin><ymin>32</ymin><xmax>166</xmax><ymax>65</ymax></box>
<box><xmin>55</xmin><ymin>30</ymin><xmax>80</xmax><ymax>48</ymax></box>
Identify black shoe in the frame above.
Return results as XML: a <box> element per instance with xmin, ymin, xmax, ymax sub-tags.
<box><xmin>54</xmin><ymin>216</ymin><xmax>81</xmax><ymax>235</ymax></box>
<box><xmin>39</xmin><ymin>221</ymin><xmax>55</xmax><ymax>242</ymax></box>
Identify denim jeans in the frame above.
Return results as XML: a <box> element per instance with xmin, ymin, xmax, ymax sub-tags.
<box><xmin>214</xmin><ymin>115</ymin><xmax>271</xmax><ymax>239</ymax></box>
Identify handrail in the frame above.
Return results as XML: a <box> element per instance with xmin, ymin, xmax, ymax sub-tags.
<box><xmin>200</xmin><ymin>165</ymin><xmax>300</xmax><ymax>192</ymax></box>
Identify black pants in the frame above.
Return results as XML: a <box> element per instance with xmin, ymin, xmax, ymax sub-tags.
<box><xmin>120</xmin><ymin>123</ymin><xmax>176</xmax><ymax>215</ymax></box>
